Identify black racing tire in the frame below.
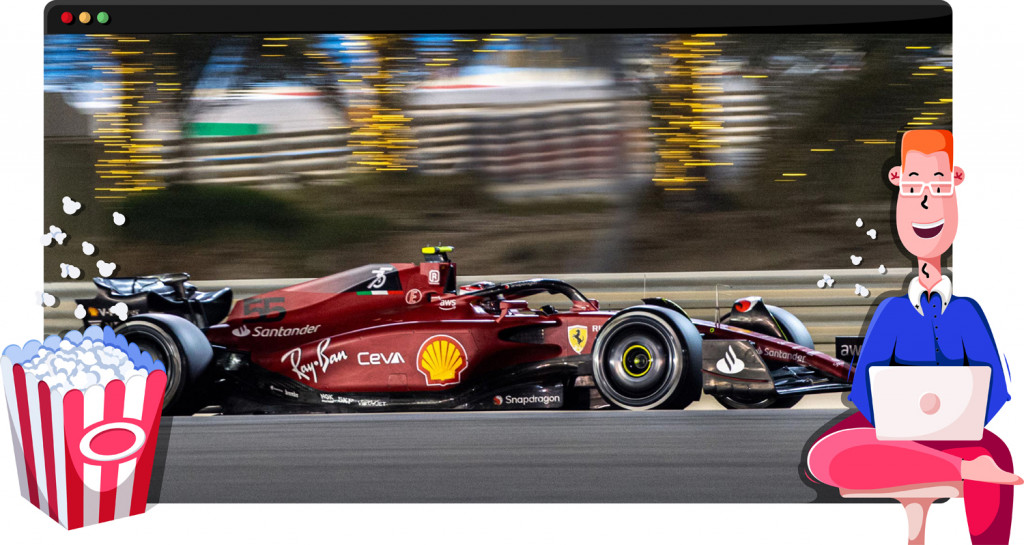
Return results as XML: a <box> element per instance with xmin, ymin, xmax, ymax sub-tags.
<box><xmin>715</xmin><ymin>392</ymin><xmax>803</xmax><ymax>409</ymax></box>
<box><xmin>592</xmin><ymin>310</ymin><xmax>700</xmax><ymax>410</ymax></box>
<box><xmin>765</xmin><ymin>304</ymin><xmax>814</xmax><ymax>349</ymax></box>
<box><xmin>715</xmin><ymin>305</ymin><xmax>811</xmax><ymax>410</ymax></box>
<box><xmin>116</xmin><ymin>320</ymin><xmax>189</xmax><ymax>414</ymax></box>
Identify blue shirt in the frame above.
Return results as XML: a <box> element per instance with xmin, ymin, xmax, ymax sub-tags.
<box><xmin>848</xmin><ymin>286</ymin><xmax>1010</xmax><ymax>425</ymax></box>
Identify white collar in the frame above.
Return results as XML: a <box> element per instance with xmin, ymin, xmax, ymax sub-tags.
<box><xmin>907</xmin><ymin>275</ymin><xmax>952</xmax><ymax>315</ymax></box>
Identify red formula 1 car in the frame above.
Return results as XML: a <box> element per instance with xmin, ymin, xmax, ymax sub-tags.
<box><xmin>90</xmin><ymin>247</ymin><xmax>854</xmax><ymax>414</ymax></box>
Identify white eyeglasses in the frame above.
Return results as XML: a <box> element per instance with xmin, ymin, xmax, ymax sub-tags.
<box><xmin>899</xmin><ymin>179</ymin><xmax>955</xmax><ymax>197</ymax></box>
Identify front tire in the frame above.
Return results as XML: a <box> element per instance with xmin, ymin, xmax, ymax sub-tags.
<box><xmin>592</xmin><ymin>310</ymin><xmax>700</xmax><ymax>410</ymax></box>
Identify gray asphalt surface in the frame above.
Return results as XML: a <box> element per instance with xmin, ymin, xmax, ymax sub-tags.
<box><xmin>149</xmin><ymin>409</ymin><xmax>855</xmax><ymax>503</ymax></box>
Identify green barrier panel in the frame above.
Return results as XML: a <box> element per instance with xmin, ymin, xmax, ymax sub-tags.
<box><xmin>185</xmin><ymin>122</ymin><xmax>265</xmax><ymax>138</ymax></box>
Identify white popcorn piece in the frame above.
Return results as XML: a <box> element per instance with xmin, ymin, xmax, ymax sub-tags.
<box><xmin>113</xmin><ymin>211</ymin><xmax>126</xmax><ymax>226</ymax></box>
<box><xmin>60</xmin><ymin>263</ymin><xmax>81</xmax><ymax>279</ymax></box>
<box><xmin>62</xmin><ymin>196</ymin><xmax>82</xmax><ymax>215</ymax></box>
<box><xmin>39</xmin><ymin>292</ymin><xmax>57</xmax><ymax>307</ymax></box>
<box><xmin>70</xmin><ymin>371</ymin><xmax>98</xmax><ymax>390</ymax></box>
<box><xmin>110</xmin><ymin>302</ymin><xmax>129</xmax><ymax>321</ymax></box>
<box><xmin>40</xmin><ymin>233</ymin><xmax>53</xmax><ymax>247</ymax></box>
<box><xmin>878</xmin><ymin>264</ymin><xmax>887</xmax><ymax>275</ymax></box>
<box><xmin>74</xmin><ymin>304</ymin><xmax>87</xmax><ymax>319</ymax></box>
<box><xmin>855</xmin><ymin>218</ymin><xmax>864</xmax><ymax>228</ymax></box>
<box><xmin>49</xmin><ymin>225</ymin><xmax>68</xmax><ymax>245</ymax></box>
<box><xmin>97</xmin><ymin>260</ymin><xmax>117</xmax><ymax>278</ymax></box>
<box><xmin>816</xmin><ymin>279</ymin><xmax>826</xmax><ymax>289</ymax></box>
<box><xmin>82</xmin><ymin>241</ymin><xmax>95</xmax><ymax>256</ymax></box>
<box><xmin>78</xmin><ymin>350</ymin><xmax>97</xmax><ymax>368</ymax></box>
<box><xmin>866</xmin><ymin>229</ymin><xmax>877</xmax><ymax>240</ymax></box>
<box><xmin>850</xmin><ymin>255</ymin><xmax>863</xmax><ymax>266</ymax></box>
<box><xmin>95</xmin><ymin>366</ymin><xmax>117</xmax><ymax>385</ymax></box>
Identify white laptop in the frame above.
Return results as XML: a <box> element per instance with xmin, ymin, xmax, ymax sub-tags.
<box><xmin>869</xmin><ymin>366</ymin><xmax>991</xmax><ymax>441</ymax></box>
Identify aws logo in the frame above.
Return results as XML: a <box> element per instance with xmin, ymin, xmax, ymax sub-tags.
<box><xmin>417</xmin><ymin>335</ymin><xmax>468</xmax><ymax>386</ymax></box>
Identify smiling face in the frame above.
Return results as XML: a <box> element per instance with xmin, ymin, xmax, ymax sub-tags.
<box><xmin>888</xmin><ymin>150</ymin><xmax>965</xmax><ymax>259</ymax></box>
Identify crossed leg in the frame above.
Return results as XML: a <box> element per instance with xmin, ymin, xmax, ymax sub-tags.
<box><xmin>807</xmin><ymin>412</ymin><xmax>1018</xmax><ymax>544</ymax></box>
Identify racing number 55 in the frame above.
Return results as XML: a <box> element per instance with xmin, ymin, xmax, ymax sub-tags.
<box><xmin>244</xmin><ymin>297</ymin><xmax>286</xmax><ymax>322</ymax></box>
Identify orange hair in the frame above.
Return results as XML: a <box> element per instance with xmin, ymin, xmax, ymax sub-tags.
<box><xmin>901</xmin><ymin>129</ymin><xmax>953</xmax><ymax>168</ymax></box>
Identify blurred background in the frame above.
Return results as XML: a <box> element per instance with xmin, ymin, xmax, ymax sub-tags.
<box><xmin>42</xmin><ymin>32</ymin><xmax>951</xmax><ymax>281</ymax></box>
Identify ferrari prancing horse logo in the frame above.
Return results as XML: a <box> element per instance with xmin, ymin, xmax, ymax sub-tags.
<box><xmin>568</xmin><ymin>326</ymin><xmax>587</xmax><ymax>354</ymax></box>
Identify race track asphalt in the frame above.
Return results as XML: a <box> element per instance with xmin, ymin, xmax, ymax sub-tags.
<box><xmin>149</xmin><ymin>409</ymin><xmax>859</xmax><ymax>504</ymax></box>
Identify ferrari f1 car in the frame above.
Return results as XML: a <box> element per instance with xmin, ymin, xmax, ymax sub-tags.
<box><xmin>80</xmin><ymin>247</ymin><xmax>855</xmax><ymax>414</ymax></box>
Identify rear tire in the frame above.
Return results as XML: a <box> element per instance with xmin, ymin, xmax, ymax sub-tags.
<box><xmin>592</xmin><ymin>310</ymin><xmax>700</xmax><ymax>410</ymax></box>
<box><xmin>116</xmin><ymin>320</ymin><xmax>190</xmax><ymax>414</ymax></box>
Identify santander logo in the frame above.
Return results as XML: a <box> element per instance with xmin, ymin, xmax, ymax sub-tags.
<box><xmin>233</xmin><ymin>324</ymin><xmax>321</xmax><ymax>338</ymax></box>
<box><xmin>715</xmin><ymin>345</ymin><xmax>746</xmax><ymax>375</ymax></box>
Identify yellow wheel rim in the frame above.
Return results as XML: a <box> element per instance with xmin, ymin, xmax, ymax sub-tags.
<box><xmin>622</xmin><ymin>344</ymin><xmax>653</xmax><ymax>377</ymax></box>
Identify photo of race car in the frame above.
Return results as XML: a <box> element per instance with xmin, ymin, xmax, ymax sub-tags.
<box><xmin>76</xmin><ymin>246</ymin><xmax>855</xmax><ymax>415</ymax></box>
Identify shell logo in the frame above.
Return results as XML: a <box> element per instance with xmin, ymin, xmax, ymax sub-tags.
<box><xmin>417</xmin><ymin>335</ymin><xmax>468</xmax><ymax>386</ymax></box>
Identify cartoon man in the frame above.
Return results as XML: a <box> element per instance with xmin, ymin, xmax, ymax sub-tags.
<box><xmin>807</xmin><ymin>130</ymin><xmax>1019</xmax><ymax>544</ymax></box>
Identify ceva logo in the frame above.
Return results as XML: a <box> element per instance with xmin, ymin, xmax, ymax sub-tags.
<box><xmin>715</xmin><ymin>345</ymin><xmax>745</xmax><ymax>375</ymax></box>
<box><xmin>232</xmin><ymin>324</ymin><xmax>251</xmax><ymax>337</ymax></box>
<box><xmin>358</xmin><ymin>352</ymin><xmax>405</xmax><ymax>366</ymax></box>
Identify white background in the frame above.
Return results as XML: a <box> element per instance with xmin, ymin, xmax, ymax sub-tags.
<box><xmin>1</xmin><ymin>1</ymin><xmax>1021</xmax><ymax>543</ymax></box>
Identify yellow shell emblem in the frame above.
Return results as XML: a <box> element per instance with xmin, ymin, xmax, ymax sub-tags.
<box><xmin>417</xmin><ymin>335</ymin><xmax>468</xmax><ymax>386</ymax></box>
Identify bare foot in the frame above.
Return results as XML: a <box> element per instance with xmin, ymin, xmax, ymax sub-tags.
<box><xmin>961</xmin><ymin>455</ymin><xmax>1024</xmax><ymax>485</ymax></box>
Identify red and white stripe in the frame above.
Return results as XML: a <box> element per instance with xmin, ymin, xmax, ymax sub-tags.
<box><xmin>1</xmin><ymin>356</ymin><xmax>166</xmax><ymax>529</ymax></box>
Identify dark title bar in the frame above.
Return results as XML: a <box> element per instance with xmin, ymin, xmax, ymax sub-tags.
<box><xmin>45</xmin><ymin>2</ymin><xmax>952</xmax><ymax>35</ymax></box>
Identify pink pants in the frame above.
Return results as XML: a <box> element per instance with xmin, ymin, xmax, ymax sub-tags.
<box><xmin>807</xmin><ymin>412</ymin><xmax>1014</xmax><ymax>545</ymax></box>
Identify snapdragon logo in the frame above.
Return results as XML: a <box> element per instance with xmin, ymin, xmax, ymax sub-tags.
<box><xmin>501</xmin><ymin>394</ymin><xmax>561</xmax><ymax>406</ymax></box>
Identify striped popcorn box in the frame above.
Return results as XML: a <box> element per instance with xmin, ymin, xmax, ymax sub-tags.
<box><xmin>2</xmin><ymin>326</ymin><xmax>166</xmax><ymax>529</ymax></box>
